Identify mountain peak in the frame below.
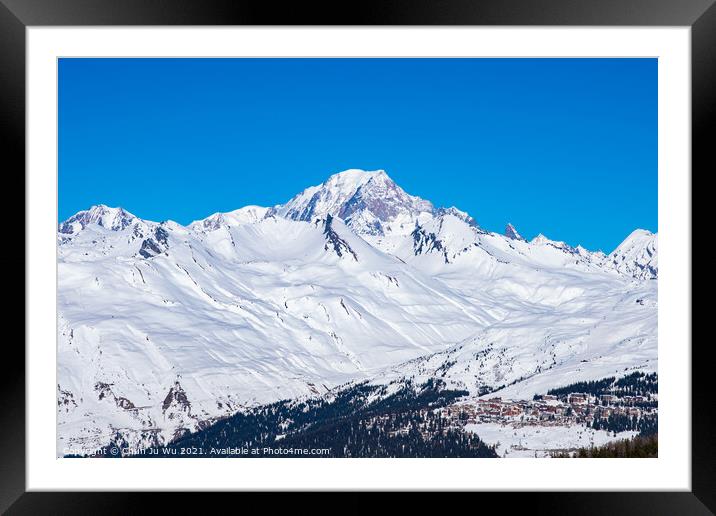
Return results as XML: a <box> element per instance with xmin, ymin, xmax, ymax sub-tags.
<box><xmin>607</xmin><ymin>229</ymin><xmax>658</xmax><ymax>280</ymax></box>
<box><xmin>621</xmin><ymin>228</ymin><xmax>654</xmax><ymax>242</ymax></box>
<box><xmin>276</xmin><ymin>169</ymin><xmax>381</xmax><ymax>223</ymax></box>
<box><xmin>531</xmin><ymin>233</ymin><xmax>549</xmax><ymax>245</ymax></box>
<box><xmin>530</xmin><ymin>233</ymin><xmax>571</xmax><ymax>251</ymax></box>
<box><xmin>435</xmin><ymin>207</ymin><xmax>478</xmax><ymax>228</ymax></box>
<box><xmin>191</xmin><ymin>205</ymin><xmax>270</xmax><ymax>232</ymax></box>
<box><xmin>88</xmin><ymin>204</ymin><xmax>130</xmax><ymax>217</ymax></box>
<box><xmin>505</xmin><ymin>223</ymin><xmax>525</xmax><ymax>241</ymax></box>
<box><xmin>324</xmin><ymin>169</ymin><xmax>388</xmax><ymax>190</ymax></box>
<box><xmin>59</xmin><ymin>205</ymin><xmax>137</xmax><ymax>235</ymax></box>
<box><xmin>610</xmin><ymin>229</ymin><xmax>656</xmax><ymax>256</ymax></box>
<box><xmin>276</xmin><ymin>169</ymin><xmax>434</xmax><ymax>237</ymax></box>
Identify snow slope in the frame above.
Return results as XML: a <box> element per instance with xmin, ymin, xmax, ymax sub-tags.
<box><xmin>464</xmin><ymin>423</ymin><xmax>638</xmax><ymax>458</ymax></box>
<box><xmin>57</xmin><ymin>205</ymin><xmax>493</xmax><ymax>453</ymax></box>
<box><xmin>57</xmin><ymin>169</ymin><xmax>657</xmax><ymax>455</ymax></box>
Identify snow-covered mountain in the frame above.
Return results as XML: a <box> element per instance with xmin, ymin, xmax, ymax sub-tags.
<box><xmin>275</xmin><ymin>169</ymin><xmax>434</xmax><ymax>237</ymax></box>
<box><xmin>59</xmin><ymin>204</ymin><xmax>138</xmax><ymax>235</ymax></box>
<box><xmin>57</xmin><ymin>169</ymin><xmax>657</xmax><ymax>455</ymax></box>
<box><xmin>604</xmin><ymin>229</ymin><xmax>658</xmax><ymax>280</ymax></box>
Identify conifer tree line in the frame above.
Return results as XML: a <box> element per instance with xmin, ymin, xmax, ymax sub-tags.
<box><xmin>590</xmin><ymin>412</ymin><xmax>658</xmax><ymax>435</ymax></box>
<box><xmin>133</xmin><ymin>379</ymin><xmax>498</xmax><ymax>458</ymax></box>
<box><xmin>546</xmin><ymin>371</ymin><xmax>657</xmax><ymax>400</ymax></box>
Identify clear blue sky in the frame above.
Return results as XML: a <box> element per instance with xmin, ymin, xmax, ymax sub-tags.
<box><xmin>59</xmin><ymin>58</ymin><xmax>656</xmax><ymax>252</ymax></box>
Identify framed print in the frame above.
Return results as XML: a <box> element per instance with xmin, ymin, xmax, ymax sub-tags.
<box><xmin>2</xmin><ymin>0</ymin><xmax>712</xmax><ymax>512</ymax></box>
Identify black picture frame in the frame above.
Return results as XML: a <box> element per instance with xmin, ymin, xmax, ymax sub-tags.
<box><xmin>1</xmin><ymin>0</ymin><xmax>710</xmax><ymax>512</ymax></box>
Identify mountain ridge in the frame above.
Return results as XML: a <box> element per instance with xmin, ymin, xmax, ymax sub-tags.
<box><xmin>61</xmin><ymin>169</ymin><xmax>656</xmax><ymax>263</ymax></box>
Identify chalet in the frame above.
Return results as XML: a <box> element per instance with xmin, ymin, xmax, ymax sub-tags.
<box><xmin>567</xmin><ymin>393</ymin><xmax>588</xmax><ymax>404</ymax></box>
<box><xmin>503</xmin><ymin>405</ymin><xmax>522</xmax><ymax>417</ymax></box>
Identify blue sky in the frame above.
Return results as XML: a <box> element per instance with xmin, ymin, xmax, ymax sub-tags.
<box><xmin>59</xmin><ymin>58</ymin><xmax>656</xmax><ymax>252</ymax></box>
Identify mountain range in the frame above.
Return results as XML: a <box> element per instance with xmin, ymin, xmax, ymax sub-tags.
<box><xmin>57</xmin><ymin>169</ymin><xmax>657</xmax><ymax>455</ymax></box>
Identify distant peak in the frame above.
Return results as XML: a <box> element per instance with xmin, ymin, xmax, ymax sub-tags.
<box><xmin>328</xmin><ymin>168</ymin><xmax>385</xmax><ymax>178</ymax></box>
<box><xmin>277</xmin><ymin>168</ymin><xmax>428</xmax><ymax>232</ymax></box>
<box><xmin>626</xmin><ymin>228</ymin><xmax>654</xmax><ymax>239</ymax></box>
<box><xmin>59</xmin><ymin>205</ymin><xmax>137</xmax><ymax>234</ymax></box>
<box><xmin>531</xmin><ymin>233</ymin><xmax>549</xmax><ymax>245</ymax></box>
<box><xmin>434</xmin><ymin>206</ymin><xmax>478</xmax><ymax>228</ymax></box>
<box><xmin>87</xmin><ymin>204</ymin><xmax>127</xmax><ymax>214</ymax></box>
<box><xmin>191</xmin><ymin>205</ymin><xmax>270</xmax><ymax>231</ymax></box>
<box><xmin>608</xmin><ymin>228</ymin><xmax>658</xmax><ymax>280</ymax></box>
<box><xmin>505</xmin><ymin>223</ymin><xmax>525</xmax><ymax>241</ymax></box>
<box><xmin>530</xmin><ymin>233</ymin><xmax>571</xmax><ymax>250</ymax></box>
<box><xmin>611</xmin><ymin>228</ymin><xmax>657</xmax><ymax>255</ymax></box>
<box><xmin>324</xmin><ymin>169</ymin><xmax>390</xmax><ymax>187</ymax></box>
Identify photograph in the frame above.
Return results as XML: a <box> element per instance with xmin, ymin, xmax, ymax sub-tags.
<box><xmin>56</xmin><ymin>57</ymin><xmax>658</xmax><ymax>459</ymax></box>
